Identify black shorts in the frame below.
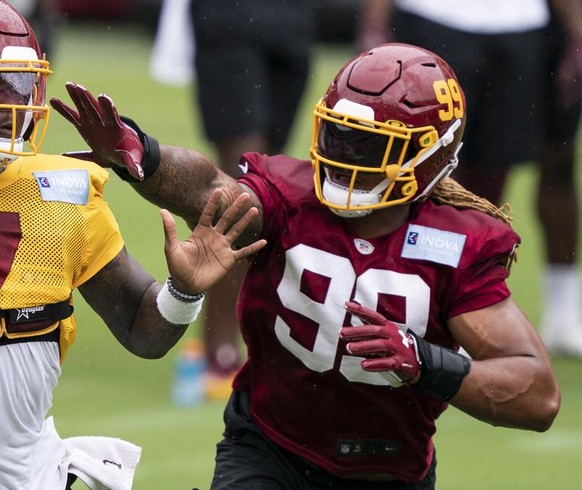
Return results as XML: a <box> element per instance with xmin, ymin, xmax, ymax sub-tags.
<box><xmin>392</xmin><ymin>10</ymin><xmax>546</xmax><ymax>169</ymax></box>
<box><xmin>191</xmin><ymin>0</ymin><xmax>315</xmax><ymax>149</ymax></box>
<box><xmin>210</xmin><ymin>391</ymin><xmax>437</xmax><ymax>490</ymax></box>
<box><xmin>542</xmin><ymin>13</ymin><xmax>581</xmax><ymax>141</ymax></box>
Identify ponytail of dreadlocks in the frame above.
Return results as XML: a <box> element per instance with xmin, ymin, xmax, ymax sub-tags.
<box><xmin>431</xmin><ymin>177</ymin><xmax>513</xmax><ymax>226</ymax></box>
<box><xmin>430</xmin><ymin>177</ymin><xmax>518</xmax><ymax>269</ymax></box>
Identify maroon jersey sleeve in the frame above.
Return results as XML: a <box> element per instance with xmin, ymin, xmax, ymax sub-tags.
<box><xmin>237</xmin><ymin>152</ymin><xmax>314</xmax><ymax>242</ymax></box>
<box><xmin>412</xmin><ymin>201</ymin><xmax>519</xmax><ymax>318</ymax></box>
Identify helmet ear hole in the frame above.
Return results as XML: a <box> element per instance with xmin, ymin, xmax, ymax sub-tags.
<box><xmin>401</xmin><ymin>181</ymin><xmax>417</xmax><ymax>197</ymax></box>
<box><xmin>419</xmin><ymin>131</ymin><xmax>438</xmax><ymax>148</ymax></box>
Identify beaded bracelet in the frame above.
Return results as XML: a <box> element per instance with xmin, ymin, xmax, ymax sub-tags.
<box><xmin>166</xmin><ymin>277</ymin><xmax>205</xmax><ymax>303</ymax></box>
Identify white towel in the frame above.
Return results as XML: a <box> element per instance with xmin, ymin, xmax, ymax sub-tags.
<box><xmin>28</xmin><ymin>417</ymin><xmax>142</xmax><ymax>490</ymax></box>
<box><xmin>64</xmin><ymin>434</ymin><xmax>142</xmax><ymax>490</ymax></box>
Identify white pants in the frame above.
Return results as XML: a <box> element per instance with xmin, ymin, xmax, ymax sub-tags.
<box><xmin>0</xmin><ymin>341</ymin><xmax>64</xmax><ymax>489</ymax></box>
<box><xmin>0</xmin><ymin>342</ymin><xmax>141</xmax><ymax>490</ymax></box>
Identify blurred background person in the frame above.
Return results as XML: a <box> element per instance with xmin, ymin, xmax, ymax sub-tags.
<box><xmin>356</xmin><ymin>0</ymin><xmax>582</xmax><ymax>357</ymax></box>
<box><xmin>149</xmin><ymin>0</ymin><xmax>195</xmax><ymax>87</ymax></box>
<box><xmin>182</xmin><ymin>0</ymin><xmax>316</xmax><ymax>399</ymax></box>
<box><xmin>537</xmin><ymin>0</ymin><xmax>582</xmax><ymax>356</ymax></box>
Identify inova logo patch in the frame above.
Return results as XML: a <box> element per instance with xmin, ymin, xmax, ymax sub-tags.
<box><xmin>401</xmin><ymin>224</ymin><xmax>466</xmax><ymax>267</ymax></box>
<box><xmin>33</xmin><ymin>169</ymin><xmax>89</xmax><ymax>205</ymax></box>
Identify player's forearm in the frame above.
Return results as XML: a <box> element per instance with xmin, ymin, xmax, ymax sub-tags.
<box><xmin>79</xmin><ymin>251</ymin><xmax>188</xmax><ymax>358</ymax></box>
<box><xmin>449</xmin><ymin>357</ymin><xmax>560</xmax><ymax>432</ymax></box>
<box><xmin>88</xmin><ymin>280</ymin><xmax>189</xmax><ymax>359</ymax></box>
<box><xmin>128</xmin><ymin>144</ymin><xmax>232</xmax><ymax>227</ymax></box>
<box><xmin>127</xmin><ymin>282</ymin><xmax>190</xmax><ymax>359</ymax></box>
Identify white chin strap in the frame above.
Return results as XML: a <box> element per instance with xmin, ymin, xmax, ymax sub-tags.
<box><xmin>0</xmin><ymin>137</ymin><xmax>24</xmax><ymax>165</ymax></box>
<box><xmin>322</xmin><ymin>169</ymin><xmax>390</xmax><ymax>218</ymax></box>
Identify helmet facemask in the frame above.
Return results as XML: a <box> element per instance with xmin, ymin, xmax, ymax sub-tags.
<box><xmin>311</xmin><ymin>98</ymin><xmax>445</xmax><ymax>217</ymax></box>
<box><xmin>0</xmin><ymin>46</ymin><xmax>51</xmax><ymax>168</ymax></box>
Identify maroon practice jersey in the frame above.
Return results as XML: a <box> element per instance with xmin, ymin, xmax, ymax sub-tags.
<box><xmin>234</xmin><ymin>152</ymin><xmax>520</xmax><ymax>481</ymax></box>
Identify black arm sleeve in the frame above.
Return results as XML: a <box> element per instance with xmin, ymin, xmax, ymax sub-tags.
<box><xmin>408</xmin><ymin>330</ymin><xmax>472</xmax><ymax>402</ymax></box>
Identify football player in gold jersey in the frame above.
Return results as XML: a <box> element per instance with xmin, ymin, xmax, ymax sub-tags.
<box><xmin>0</xmin><ymin>2</ymin><xmax>265</xmax><ymax>489</ymax></box>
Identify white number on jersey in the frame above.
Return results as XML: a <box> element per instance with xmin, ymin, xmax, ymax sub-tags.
<box><xmin>275</xmin><ymin>244</ymin><xmax>430</xmax><ymax>387</ymax></box>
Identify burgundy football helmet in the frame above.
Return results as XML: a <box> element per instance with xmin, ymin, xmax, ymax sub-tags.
<box><xmin>0</xmin><ymin>1</ymin><xmax>52</xmax><ymax>166</ymax></box>
<box><xmin>310</xmin><ymin>43</ymin><xmax>466</xmax><ymax>217</ymax></box>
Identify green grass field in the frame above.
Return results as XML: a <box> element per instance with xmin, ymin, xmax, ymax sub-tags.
<box><xmin>44</xmin><ymin>21</ymin><xmax>582</xmax><ymax>490</ymax></box>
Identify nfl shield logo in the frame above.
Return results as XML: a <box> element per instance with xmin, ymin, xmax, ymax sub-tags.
<box><xmin>354</xmin><ymin>238</ymin><xmax>374</xmax><ymax>255</ymax></box>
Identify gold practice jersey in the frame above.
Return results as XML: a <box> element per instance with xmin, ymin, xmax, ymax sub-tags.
<box><xmin>0</xmin><ymin>154</ymin><xmax>124</xmax><ymax>361</ymax></box>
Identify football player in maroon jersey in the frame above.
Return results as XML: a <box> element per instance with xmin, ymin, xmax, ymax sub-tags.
<box><xmin>51</xmin><ymin>43</ymin><xmax>560</xmax><ymax>489</ymax></box>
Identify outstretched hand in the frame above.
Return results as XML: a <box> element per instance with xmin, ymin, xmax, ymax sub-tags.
<box><xmin>49</xmin><ymin>82</ymin><xmax>145</xmax><ymax>180</ymax></box>
<box><xmin>161</xmin><ymin>188</ymin><xmax>266</xmax><ymax>294</ymax></box>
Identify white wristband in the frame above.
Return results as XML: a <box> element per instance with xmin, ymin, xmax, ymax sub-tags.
<box><xmin>156</xmin><ymin>282</ymin><xmax>204</xmax><ymax>325</ymax></box>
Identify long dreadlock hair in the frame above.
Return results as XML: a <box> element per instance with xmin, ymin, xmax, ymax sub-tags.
<box><xmin>430</xmin><ymin>176</ymin><xmax>517</xmax><ymax>268</ymax></box>
<box><xmin>430</xmin><ymin>177</ymin><xmax>513</xmax><ymax>225</ymax></box>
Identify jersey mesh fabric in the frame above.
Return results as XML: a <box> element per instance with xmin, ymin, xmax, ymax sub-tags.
<box><xmin>0</xmin><ymin>155</ymin><xmax>124</xmax><ymax>360</ymax></box>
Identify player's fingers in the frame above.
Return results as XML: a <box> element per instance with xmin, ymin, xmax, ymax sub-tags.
<box><xmin>345</xmin><ymin>339</ymin><xmax>391</xmax><ymax>356</ymax></box>
<box><xmin>224</xmin><ymin>206</ymin><xmax>259</xmax><ymax>244</ymax></box>
<box><xmin>61</xmin><ymin>150</ymin><xmax>101</xmax><ymax>163</ymax></box>
<box><xmin>361</xmin><ymin>357</ymin><xmax>398</xmax><ymax>372</ymax></box>
<box><xmin>340</xmin><ymin>325</ymin><xmax>384</xmax><ymax>341</ymax></box>
<box><xmin>49</xmin><ymin>96</ymin><xmax>81</xmax><ymax>126</ymax></box>
<box><xmin>232</xmin><ymin>239</ymin><xmax>267</xmax><ymax>260</ymax></box>
<box><xmin>69</xmin><ymin>83</ymin><xmax>105</xmax><ymax>126</ymax></box>
<box><xmin>345</xmin><ymin>301</ymin><xmax>388</xmax><ymax>325</ymax></box>
<box><xmin>116</xmin><ymin>150</ymin><xmax>145</xmax><ymax>180</ymax></box>
<box><xmin>98</xmin><ymin>93</ymin><xmax>123</xmax><ymax>127</ymax></box>
<box><xmin>213</xmin><ymin>192</ymin><xmax>252</xmax><ymax>235</ymax></box>
<box><xmin>198</xmin><ymin>188</ymin><xmax>223</xmax><ymax>227</ymax></box>
<box><xmin>160</xmin><ymin>209</ymin><xmax>178</xmax><ymax>251</ymax></box>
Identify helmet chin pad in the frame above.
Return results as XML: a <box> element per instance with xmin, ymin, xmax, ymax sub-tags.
<box><xmin>322</xmin><ymin>171</ymin><xmax>390</xmax><ymax>218</ymax></box>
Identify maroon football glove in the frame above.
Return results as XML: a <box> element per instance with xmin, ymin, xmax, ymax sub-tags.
<box><xmin>49</xmin><ymin>82</ymin><xmax>145</xmax><ymax>180</ymax></box>
<box><xmin>340</xmin><ymin>301</ymin><xmax>420</xmax><ymax>387</ymax></box>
